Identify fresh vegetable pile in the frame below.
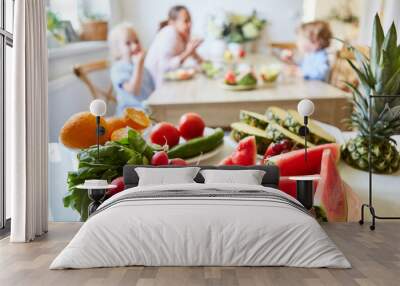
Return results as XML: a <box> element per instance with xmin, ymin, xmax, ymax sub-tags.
<box><xmin>62</xmin><ymin>111</ymin><xmax>225</xmax><ymax>221</ymax></box>
<box><xmin>149</xmin><ymin>113</ymin><xmax>224</xmax><ymax>160</ymax></box>
<box><xmin>224</xmin><ymin>69</ymin><xmax>258</xmax><ymax>87</ymax></box>
<box><xmin>64</xmin><ymin>129</ymin><xmax>158</xmax><ymax>221</ymax></box>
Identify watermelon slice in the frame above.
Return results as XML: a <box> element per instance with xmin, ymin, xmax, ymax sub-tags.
<box><xmin>220</xmin><ymin>156</ymin><xmax>234</xmax><ymax>165</ymax></box>
<box><xmin>266</xmin><ymin>143</ymin><xmax>340</xmax><ymax>176</ymax></box>
<box><xmin>220</xmin><ymin>136</ymin><xmax>257</xmax><ymax>166</ymax></box>
<box><xmin>314</xmin><ymin>149</ymin><xmax>347</xmax><ymax>222</ymax></box>
<box><xmin>345</xmin><ymin>183</ymin><xmax>362</xmax><ymax>222</ymax></box>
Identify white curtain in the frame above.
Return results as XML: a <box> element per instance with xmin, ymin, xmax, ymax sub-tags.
<box><xmin>9</xmin><ymin>0</ymin><xmax>48</xmax><ymax>242</ymax></box>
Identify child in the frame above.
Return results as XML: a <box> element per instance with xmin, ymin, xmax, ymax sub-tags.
<box><xmin>283</xmin><ymin>21</ymin><xmax>332</xmax><ymax>81</ymax></box>
<box><xmin>108</xmin><ymin>23</ymin><xmax>155</xmax><ymax>116</ymax></box>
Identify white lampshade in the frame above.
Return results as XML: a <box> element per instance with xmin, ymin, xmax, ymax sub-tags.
<box><xmin>297</xmin><ymin>99</ymin><xmax>315</xmax><ymax>117</ymax></box>
<box><xmin>90</xmin><ymin>99</ymin><xmax>107</xmax><ymax>117</ymax></box>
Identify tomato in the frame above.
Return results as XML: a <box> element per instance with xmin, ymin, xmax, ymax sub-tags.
<box><xmin>238</xmin><ymin>49</ymin><xmax>246</xmax><ymax>58</ymax></box>
<box><xmin>178</xmin><ymin>113</ymin><xmax>205</xmax><ymax>140</ymax></box>
<box><xmin>169</xmin><ymin>158</ymin><xmax>187</xmax><ymax>166</ymax></box>
<box><xmin>150</xmin><ymin>122</ymin><xmax>180</xmax><ymax>147</ymax></box>
<box><xmin>224</xmin><ymin>70</ymin><xmax>236</xmax><ymax>85</ymax></box>
<box><xmin>151</xmin><ymin>151</ymin><xmax>169</xmax><ymax>166</ymax></box>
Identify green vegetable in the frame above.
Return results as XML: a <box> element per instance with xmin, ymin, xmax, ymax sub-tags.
<box><xmin>63</xmin><ymin>129</ymin><xmax>155</xmax><ymax>221</ymax></box>
<box><xmin>202</xmin><ymin>61</ymin><xmax>221</xmax><ymax>78</ymax></box>
<box><xmin>238</xmin><ymin>73</ymin><xmax>257</xmax><ymax>86</ymax></box>
<box><xmin>168</xmin><ymin>128</ymin><xmax>224</xmax><ymax>159</ymax></box>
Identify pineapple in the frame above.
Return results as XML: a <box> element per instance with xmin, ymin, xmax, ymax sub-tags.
<box><xmin>341</xmin><ymin>14</ymin><xmax>400</xmax><ymax>174</ymax></box>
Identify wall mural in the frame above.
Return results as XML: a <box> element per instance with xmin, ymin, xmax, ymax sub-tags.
<box><xmin>49</xmin><ymin>3</ymin><xmax>399</xmax><ymax>223</ymax></box>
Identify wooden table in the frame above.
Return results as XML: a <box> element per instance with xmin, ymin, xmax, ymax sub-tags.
<box><xmin>147</xmin><ymin>54</ymin><xmax>351</xmax><ymax>129</ymax></box>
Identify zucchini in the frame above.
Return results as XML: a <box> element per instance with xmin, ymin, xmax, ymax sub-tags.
<box><xmin>265</xmin><ymin>122</ymin><xmax>316</xmax><ymax>149</ymax></box>
<box><xmin>283</xmin><ymin>110</ymin><xmax>336</xmax><ymax>144</ymax></box>
<box><xmin>168</xmin><ymin>128</ymin><xmax>224</xmax><ymax>159</ymax></box>
<box><xmin>265</xmin><ymin>106</ymin><xmax>287</xmax><ymax>124</ymax></box>
<box><xmin>240</xmin><ymin>110</ymin><xmax>270</xmax><ymax>130</ymax></box>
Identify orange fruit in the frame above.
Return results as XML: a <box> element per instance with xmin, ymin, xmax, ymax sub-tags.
<box><xmin>111</xmin><ymin>127</ymin><xmax>132</xmax><ymax>142</ymax></box>
<box><xmin>107</xmin><ymin>117</ymin><xmax>127</xmax><ymax>134</ymax></box>
<box><xmin>123</xmin><ymin>108</ymin><xmax>151</xmax><ymax>130</ymax></box>
<box><xmin>60</xmin><ymin>112</ymin><xmax>110</xmax><ymax>149</ymax></box>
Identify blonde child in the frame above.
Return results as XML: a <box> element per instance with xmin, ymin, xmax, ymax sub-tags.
<box><xmin>108</xmin><ymin>23</ymin><xmax>155</xmax><ymax>116</ymax></box>
<box><xmin>283</xmin><ymin>21</ymin><xmax>332</xmax><ymax>81</ymax></box>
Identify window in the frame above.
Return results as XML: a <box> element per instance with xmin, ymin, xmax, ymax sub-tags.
<box><xmin>0</xmin><ymin>0</ymin><xmax>14</xmax><ymax>235</ymax></box>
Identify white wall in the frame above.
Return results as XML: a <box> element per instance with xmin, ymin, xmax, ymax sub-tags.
<box><xmin>118</xmin><ymin>0</ymin><xmax>304</xmax><ymax>48</ymax></box>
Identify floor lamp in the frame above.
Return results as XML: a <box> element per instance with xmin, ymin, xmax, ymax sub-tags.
<box><xmin>290</xmin><ymin>99</ymin><xmax>317</xmax><ymax>210</ymax></box>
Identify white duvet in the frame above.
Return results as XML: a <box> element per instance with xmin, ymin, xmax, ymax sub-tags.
<box><xmin>50</xmin><ymin>183</ymin><xmax>350</xmax><ymax>269</ymax></box>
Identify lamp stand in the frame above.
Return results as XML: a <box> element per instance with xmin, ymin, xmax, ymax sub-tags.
<box><xmin>359</xmin><ymin>93</ymin><xmax>400</xmax><ymax>231</ymax></box>
<box><xmin>298</xmin><ymin>116</ymin><xmax>309</xmax><ymax>162</ymax></box>
<box><xmin>294</xmin><ymin>116</ymin><xmax>315</xmax><ymax>210</ymax></box>
<box><xmin>88</xmin><ymin>188</ymin><xmax>107</xmax><ymax>216</ymax></box>
<box><xmin>296</xmin><ymin>180</ymin><xmax>314</xmax><ymax>210</ymax></box>
<box><xmin>95</xmin><ymin>116</ymin><xmax>105</xmax><ymax>162</ymax></box>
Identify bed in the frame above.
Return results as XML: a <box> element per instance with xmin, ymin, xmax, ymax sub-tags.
<box><xmin>50</xmin><ymin>165</ymin><xmax>350</xmax><ymax>269</ymax></box>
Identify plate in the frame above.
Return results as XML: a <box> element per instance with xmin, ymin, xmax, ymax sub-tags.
<box><xmin>164</xmin><ymin>68</ymin><xmax>196</xmax><ymax>81</ymax></box>
<box><xmin>185</xmin><ymin>143</ymin><xmax>224</xmax><ymax>164</ymax></box>
<box><xmin>219</xmin><ymin>82</ymin><xmax>258</xmax><ymax>91</ymax></box>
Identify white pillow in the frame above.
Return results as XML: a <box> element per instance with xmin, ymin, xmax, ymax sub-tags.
<box><xmin>200</xmin><ymin>169</ymin><xmax>266</xmax><ymax>185</ymax></box>
<box><xmin>136</xmin><ymin>167</ymin><xmax>201</xmax><ymax>186</ymax></box>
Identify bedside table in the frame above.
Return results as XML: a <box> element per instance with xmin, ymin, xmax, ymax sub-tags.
<box><xmin>289</xmin><ymin>175</ymin><xmax>320</xmax><ymax>210</ymax></box>
<box><xmin>76</xmin><ymin>180</ymin><xmax>117</xmax><ymax>216</ymax></box>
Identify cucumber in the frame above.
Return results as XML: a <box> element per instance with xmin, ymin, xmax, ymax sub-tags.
<box><xmin>168</xmin><ymin>128</ymin><xmax>224</xmax><ymax>159</ymax></box>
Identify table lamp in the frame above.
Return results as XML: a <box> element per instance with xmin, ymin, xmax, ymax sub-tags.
<box><xmin>297</xmin><ymin>99</ymin><xmax>315</xmax><ymax>162</ymax></box>
<box><xmin>89</xmin><ymin>99</ymin><xmax>107</xmax><ymax>162</ymax></box>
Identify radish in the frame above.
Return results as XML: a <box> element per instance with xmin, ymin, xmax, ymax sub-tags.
<box><xmin>151</xmin><ymin>151</ymin><xmax>169</xmax><ymax>166</ymax></box>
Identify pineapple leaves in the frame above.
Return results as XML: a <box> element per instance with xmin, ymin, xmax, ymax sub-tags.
<box><xmin>383</xmin><ymin>65</ymin><xmax>400</xmax><ymax>95</ymax></box>
<box><xmin>346</xmin><ymin>59</ymin><xmax>373</xmax><ymax>95</ymax></box>
<box><xmin>343</xmin><ymin>13</ymin><xmax>400</xmax><ymax>140</ymax></box>
<box><xmin>370</xmin><ymin>13</ymin><xmax>384</xmax><ymax>78</ymax></box>
<box><xmin>381</xmin><ymin>22</ymin><xmax>398</xmax><ymax>62</ymax></box>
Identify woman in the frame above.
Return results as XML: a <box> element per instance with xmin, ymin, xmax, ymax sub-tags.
<box><xmin>145</xmin><ymin>5</ymin><xmax>203</xmax><ymax>86</ymax></box>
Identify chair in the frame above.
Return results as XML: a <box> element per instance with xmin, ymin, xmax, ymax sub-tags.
<box><xmin>329</xmin><ymin>46</ymin><xmax>369</xmax><ymax>92</ymax></box>
<box><xmin>73</xmin><ymin>60</ymin><xmax>116</xmax><ymax>102</ymax></box>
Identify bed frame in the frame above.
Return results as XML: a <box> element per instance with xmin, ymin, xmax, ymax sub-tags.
<box><xmin>123</xmin><ymin>165</ymin><xmax>280</xmax><ymax>190</ymax></box>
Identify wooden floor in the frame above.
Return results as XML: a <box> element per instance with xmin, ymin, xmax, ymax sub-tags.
<box><xmin>0</xmin><ymin>222</ymin><xmax>399</xmax><ymax>286</ymax></box>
